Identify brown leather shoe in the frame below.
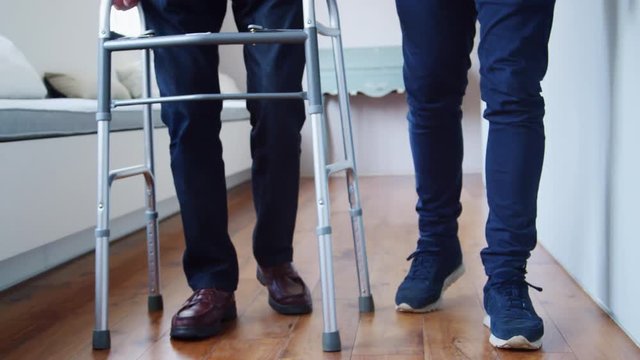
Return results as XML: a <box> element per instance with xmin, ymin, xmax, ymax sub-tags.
<box><xmin>170</xmin><ymin>289</ymin><xmax>237</xmax><ymax>339</ymax></box>
<box><xmin>257</xmin><ymin>263</ymin><xmax>312</xmax><ymax>315</ymax></box>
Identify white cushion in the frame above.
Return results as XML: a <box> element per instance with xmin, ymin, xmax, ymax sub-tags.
<box><xmin>0</xmin><ymin>35</ymin><xmax>47</xmax><ymax>99</ymax></box>
<box><xmin>44</xmin><ymin>72</ymin><xmax>132</xmax><ymax>100</ymax></box>
<box><xmin>117</xmin><ymin>60</ymin><xmax>241</xmax><ymax>98</ymax></box>
<box><xmin>116</xmin><ymin>61</ymin><xmax>160</xmax><ymax>99</ymax></box>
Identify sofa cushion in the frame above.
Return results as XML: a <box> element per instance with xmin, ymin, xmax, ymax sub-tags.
<box><xmin>45</xmin><ymin>72</ymin><xmax>132</xmax><ymax>100</ymax></box>
<box><xmin>117</xmin><ymin>60</ymin><xmax>241</xmax><ymax>98</ymax></box>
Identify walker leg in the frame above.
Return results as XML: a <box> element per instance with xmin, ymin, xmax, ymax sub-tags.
<box><xmin>326</xmin><ymin>0</ymin><xmax>374</xmax><ymax>313</ymax></box>
<box><xmin>304</xmin><ymin>14</ymin><xmax>342</xmax><ymax>351</ymax></box>
<box><xmin>93</xmin><ymin>39</ymin><xmax>112</xmax><ymax>350</ymax></box>
<box><xmin>144</xmin><ymin>191</ymin><xmax>163</xmax><ymax>312</ymax></box>
<box><xmin>310</xmin><ymin>111</ymin><xmax>342</xmax><ymax>352</ymax></box>
<box><xmin>142</xmin><ymin>48</ymin><xmax>163</xmax><ymax>313</ymax></box>
<box><xmin>346</xmin><ymin>169</ymin><xmax>374</xmax><ymax>313</ymax></box>
<box><xmin>144</xmin><ymin>183</ymin><xmax>162</xmax><ymax>313</ymax></box>
<box><xmin>94</xmin><ymin>221</ymin><xmax>111</xmax><ymax>349</ymax></box>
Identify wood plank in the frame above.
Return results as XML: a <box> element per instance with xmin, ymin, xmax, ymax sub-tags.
<box><xmin>350</xmin><ymin>227</ymin><xmax>424</xmax><ymax>357</ymax></box>
<box><xmin>498</xmin><ymin>352</ymin><xmax>578</xmax><ymax>360</ymax></box>
<box><xmin>351</xmin><ymin>355</ymin><xmax>424</xmax><ymax>360</ymax></box>
<box><xmin>2</xmin><ymin>176</ymin><xmax>639</xmax><ymax>360</ymax></box>
<box><xmin>419</xmin><ymin>175</ymin><xmax>498</xmax><ymax>360</ymax></box>
<box><xmin>531</xmin><ymin>262</ymin><xmax>640</xmax><ymax>360</ymax></box>
<box><xmin>278</xmin><ymin>179</ymin><xmax>365</xmax><ymax>360</ymax></box>
<box><xmin>422</xmin><ymin>273</ymin><xmax>499</xmax><ymax>360</ymax></box>
<box><xmin>278</xmin><ymin>299</ymin><xmax>359</xmax><ymax>360</ymax></box>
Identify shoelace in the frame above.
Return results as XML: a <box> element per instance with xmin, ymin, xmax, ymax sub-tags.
<box><xmin>525</xmin><ymin>281</ymin><xmax>543</xmax><ymax>292</ymax></box>
<box><xmin>494</xmin><ymin>280</ymin><xmax>543</xmax><ymax>316</ymax></box>
<box><xmin>405</xmin><ymin>250</ymin><xmax>439</xmax><ymax>279</ymax></box>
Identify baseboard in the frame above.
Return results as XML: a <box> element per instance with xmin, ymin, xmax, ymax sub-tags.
<box><xmin>0</xmin><ymin>169</ymin><xmax>251</xmax><ymax>292</ymax></box>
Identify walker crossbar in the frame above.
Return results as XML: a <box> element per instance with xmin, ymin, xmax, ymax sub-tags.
<box><xmin>316</xmin><ymin>22</ymin><xmax>341</xmax><ymax>37</ymax></box>
<box><xmin>108</xmin><ymin>165</ymin><xmax>152</xmax><ymax>186</ymax></box>
<box><xmin>326</xmin><ymin>160</ymin><xmax>352</xmax><ymax>175</ymax></box>
<box><xmin>93</xmin><ymin>0</ymin><xmax>374</xmax><ymax>353</ymax></box>
<box><xmin>104</xmin><ymin>31</ymin><xmax>308</xmax><ymax>51</ymax></box>
<box><xmin>112</xmin><ymin>92</ymin><xmax>307</xmax><ymax>108</ymax></box>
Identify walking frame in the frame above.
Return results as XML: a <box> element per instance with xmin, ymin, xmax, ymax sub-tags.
<box><xmin>94</xmin><ymin>0</ymin><xmax>374</xmax><ymax>352</ymax></box>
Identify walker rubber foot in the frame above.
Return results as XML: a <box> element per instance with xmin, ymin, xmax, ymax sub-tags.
<box><xmin>92</xmin><ymin>330</ymin><xmax>111</xmax><ymax>350</ymax></box>
<box><xmin>322</xmin><ymin>331</ymin><xmax>341</xmax><ymax>352</ymax></box>
<box><xmin>359</xmin><ymin>294</ymin><xmax>375</xmax><ymax>313</ymax></box>
<box><xmin>148</xmin><ymin>294</ymin><xmax>164</xmax><ymax>312</ymax></box>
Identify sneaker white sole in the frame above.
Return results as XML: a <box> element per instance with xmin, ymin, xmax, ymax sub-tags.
<box><xmin>396</xmin><ymin>263</ymin><xmax>465</xmax><ymax>313</ymax></box>
<box><xmin>483</xmin><ymin>315</ymin><xmax>542</xmax><ymax>350</ymax></box>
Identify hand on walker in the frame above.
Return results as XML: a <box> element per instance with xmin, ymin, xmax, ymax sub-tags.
<box><xmin>112</xmin><ymin>0</ymin><xmax>139</xmax><ymax>11</ymax></box>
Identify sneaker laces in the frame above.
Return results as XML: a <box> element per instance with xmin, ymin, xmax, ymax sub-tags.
<box><xmin>494</xmin><ymin>280</ymin><xmax>542</xmax><ymax>316</ymax></box>
<box><xmin>405</xmin><ymin>250</ymin><xmax>438</xmax><ymax>279</ymax></box>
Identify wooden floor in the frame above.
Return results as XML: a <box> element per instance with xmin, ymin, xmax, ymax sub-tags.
<box><xmin>1</xmin><ymin>175</ymin><xmax>638</xmax><ymax>360</ymax></box>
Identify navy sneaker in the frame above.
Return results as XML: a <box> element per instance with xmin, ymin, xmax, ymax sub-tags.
<box><xmin>395</xmin><ymin>245</ymin><xmax>464</xmax><ymax>313</ymax></box>
<box><xmin>483</xmin><ymin>279</ymin><xmax>544</xmax><ymax>349</ymax></box>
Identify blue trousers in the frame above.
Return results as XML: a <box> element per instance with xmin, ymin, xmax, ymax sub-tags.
<box><xmin>143</xmin><ymin>0</ymin><xmax>305</xmax><ymax>292</ymax></box>
<box><xmin>395</xmin><ymin>0</ymin><xmax>555</xmax><ymax>279</ymax></box>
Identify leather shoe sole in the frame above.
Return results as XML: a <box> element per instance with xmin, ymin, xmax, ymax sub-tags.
<box><xmin>266</xmin><ymin>295</ymin><xmax>312</xmax><ymax>315</ymax></box>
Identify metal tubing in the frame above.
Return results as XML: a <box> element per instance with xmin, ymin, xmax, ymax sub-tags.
<box><xmin>311</xmin><ymin>112</ymin><xmax>339</xmax><ymax>336</ymax></box>
<box><xmin>95</xmin><ymin>122</ymin><xmax>111</xmax><ymax>331</ymax></box>
<box><xmin>108</xmin><ymin>165</ymin><xmax>149</xmax><ymax>185</ymax></box>
<box><xmin>106</xmin><ymin>164</ymin><xmax>160</xmax><ymax>298</ymax></box>
<box><xmin>346</xmin><ymin>168</ymin><xmax>372</xmax><ymax>299</ymax></box>
<box><xmin>98</xmin><ymin>0</ymin><xmax>111</xmax><ymax>39</ymax></box>
<box><xmin>326</xmin><ymin>0</ymin><xmax>373</xmax><ymax>300</ymax></box>
<box><xmin>303</xmin><ymin>0</ymin><xmax>317</xmax><ymax>28</ymax></box>
<box><xmin>326</xmin><ymin>160</ymin><xmax>352</xmax><ymax>175</ymax></box>
<box><xmin>95</xmin><ymin>231</ymin><xmax>109</xmax><ymax>328</ymax></box>
<box><xmin>104</xmin><ymin>31</ymin><xmax>307</xmax><ymax>51</ymax></box>
<box><xmin>326</xmin><ymin>0</ymin><xmax>357</xmax><ymax>171</ymax></box>
<box><xmin>112</xmin><ymin>92</ymin><xmax>306</xmax><ymax>108</ymax></box>
<box><xmin>142</xmin><ymin>49</ymin><xmax>154</xmax><ymax>173</ymax></box>
<box><xmin>304</xmin><ymin>9</ymin><xmax>340</xmax><ymax>347</ymax></box>
<box><xmin>142</xmin><ymin>47</ymin><xmax>161</xmax><ymax>300</ymax></box>
<box><xmin>143</xmin><ymin>170</ymin><xmax>161</xmax><ymax>298</ymax></box>
<box><xmin>94</xmin><ymin>36</ymin><xmax>112</xmax><ymax>348</ymax></box>
<box><xmin>304</xmin><ymin>31</ymin><xmax>323</xmax><ymax>114</ymax></box>
<box><xmin>317</xmin><ymin>22</ymin><xmax>340</xmax><ymax>37</ymax></box>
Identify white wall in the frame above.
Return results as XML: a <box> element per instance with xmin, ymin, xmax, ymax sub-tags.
<box><xmin>315</xmin><ymin>0</ymin><xmax>402</xmax><ymax>49</ymax></box>
<box><xmin>609</xmin><ymin>0</ymin><xmax>640</xmax><ymax>343</ymax></box>
<box><xmin>0</xmin><ymin>1</ymin><xmax>98</xmax><ymax>79</ymax></box>
<box><xmin>0</xmin><ymin>122</ymin><xmax>252</xmax><ymax>263</ymax></box>
<box><xmin>535</xmin><ymin>0</ymin><xmax>639</xmax><ymax>343</ymax></box>
<box><xmin>538</xmin><ymin>0</ymin><xmax>611</xmax><ymax>303</ymax></box>
<box><xmin>0</xmin><ymin>130</ymin><xmax>175</xmax><ymax>262</ymax></box>
<box><xmin>0</xmin><ymin>119</ymin><xmax>251</xmax><ymax>290</ymax></box>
